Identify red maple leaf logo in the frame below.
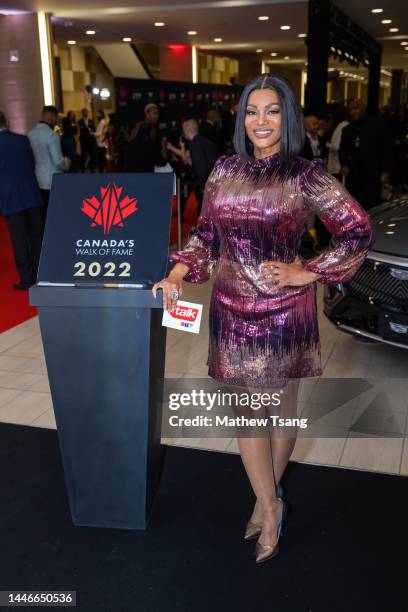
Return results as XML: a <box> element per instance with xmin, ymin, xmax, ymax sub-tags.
<box><xmin>81</xmin><ymin>183</ymin><xmax>138</xmax><ymax>236</ymax></box>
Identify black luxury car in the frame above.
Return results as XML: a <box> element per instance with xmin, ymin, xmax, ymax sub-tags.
<box><xmin>323</xmin><ymin>197</ymin><xmax>408</xmax><ymax>349</ymax></box>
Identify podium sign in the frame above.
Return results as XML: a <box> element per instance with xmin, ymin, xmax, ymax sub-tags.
<box><xmin>38</xmin><ymin>173</ymin><xmax>174</xmax><ymax>286</ymax></box>
<box><xmin>30</xmin><ymin>172</ymin><xmax>174</xmax><ymax>529</ymax></box>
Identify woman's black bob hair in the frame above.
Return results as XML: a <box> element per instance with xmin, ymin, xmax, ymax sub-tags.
<box><xmin>233</xmin><ymin>73</ymin><xmax>305</xmax><ymax>162</ymax></box>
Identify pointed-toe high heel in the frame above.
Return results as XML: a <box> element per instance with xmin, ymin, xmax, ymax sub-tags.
<box><xmin>255</xmin><ymin>498</ymin><xmax>286</xmax><ymax>564</ymax></box>
<box><xmin>244</xmin><ymin>520</ymin><xmax>262</xmax><ymax>540</ymax></box>
<box><xmin>244</xmin><ymin>483</ymin><xmax>284</xmax><ymax>541</ymax></box>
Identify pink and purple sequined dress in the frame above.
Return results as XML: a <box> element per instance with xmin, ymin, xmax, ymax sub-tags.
<box><xmin>169</xmin><ymin>153</ymin><xmax>375</xmax><ymax>388</ymax></box>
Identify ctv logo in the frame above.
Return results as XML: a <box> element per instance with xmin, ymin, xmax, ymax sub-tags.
<box><xmin>162</xmin><ymin>301</ymin><xmax>202</xmax><ymax>334</ymax></box>
<box><xmin>81</xmin><ymin>183</ymin><xmax>138</xmax><ymax>236</ymax></box>
<box><xmin>170</xmin><ymin>306</ymin><xmax>199</xmax><ymax>322</ymax></box>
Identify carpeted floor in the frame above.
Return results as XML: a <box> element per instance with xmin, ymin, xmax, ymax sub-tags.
<box><xmin>0</xmin><ymin>217</ymin><xmax>37</xmax><ymax>332</ymax></box>
<box><xmin>1</xmin><ymin>422</ymin><xmax>406</xmax><ymax>612</ymax></box>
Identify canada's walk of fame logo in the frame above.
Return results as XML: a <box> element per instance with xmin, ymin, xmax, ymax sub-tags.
<box><xmin>81</xmin><ymin>183</ymin><xmax>138</xmax><ymax>236</ymax></box>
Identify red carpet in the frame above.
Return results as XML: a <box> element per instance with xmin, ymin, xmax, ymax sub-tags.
<box><xmin>0</xmin><ymin>216</ymin><xmax>37</xmax><ymax>333</ymax></box>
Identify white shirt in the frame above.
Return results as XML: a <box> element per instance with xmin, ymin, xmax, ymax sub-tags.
<box><xmin>28</xmin><ymin>122</ymin><xmax>68</xmax><ymax>190</ymax></box>
<box><xmin>327</xmin><ymin>120</ymin><xmax>349</xmax><ymax>175</ymax></box>
<box><xmin>95</xmin><ymin>118</ymin><xmax>107</xmax><ymax>148</ymax></box>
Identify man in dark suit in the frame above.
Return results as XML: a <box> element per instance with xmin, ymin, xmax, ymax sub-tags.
<box><xmin>0</xmin><ymin>111</ymin><xmax>43</xmax><ymax>290</ymax></box>
<box><xmin>183</xmin><ymin>119</ymin><xmax>219</xmax><ymax>214</ymax></box>
<box><xmin>301</xmin><ymin>115</ymin><xmax>328</xmax><ymax>161</ymax></box>
<box><xmin>339</xmin><ymin>99</ymin><xmax>393</xmax><ymax>210</ymax></box>
<box><xmin>199</xmin><ymin>109</ymin><xmax>224</xmax><ymax>153</ymax></box>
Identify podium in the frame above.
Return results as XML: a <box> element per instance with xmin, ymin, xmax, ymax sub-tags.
<box><xmin>30</xmin><ymin>173</ymin><xmax>174</xmax><ymax>529</ymax></box>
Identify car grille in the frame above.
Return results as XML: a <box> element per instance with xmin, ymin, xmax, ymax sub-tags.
<box><xmin>347</xmin><ymin>258</ymin><xmax>408</xmax><ymax>313</ymax></box>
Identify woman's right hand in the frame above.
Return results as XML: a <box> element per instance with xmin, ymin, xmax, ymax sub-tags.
<box><xmin>152</xmin><ymin>271</ymin><xmax>185</xmax><ymax>311</ymax></box>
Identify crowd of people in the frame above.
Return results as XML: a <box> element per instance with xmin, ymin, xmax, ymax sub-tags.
<box><xmin>0</xmin><ymin>94</ymin><xmax>407</xmax><ymax>291</ymax></box>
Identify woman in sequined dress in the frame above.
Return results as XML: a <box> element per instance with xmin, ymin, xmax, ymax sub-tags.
<box><xmin>152</xmin><ymin>74</ymin><xmax>374</xmax><ymax>562</ymax></box>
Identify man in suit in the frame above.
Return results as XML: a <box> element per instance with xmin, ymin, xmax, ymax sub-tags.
<box><xmin>125</xmin><ymin>103</ymin><xmax>167</xmax><ymax>172</ymax></box>
<box><xmin>28</xmin><ymin>105</ymin><xmax>70</xmax><ymax>222</ymax></box>
<box><xmin>199</xmin><ymin>109</ymin><xmax>224</xmax><ymax>153</ymax></box>
<box><xmin>0</xmin><ymin>111</ymin><xmax>44</xmax><ymax>290</ymax></box>
<box><xmin>167</xmin><ymin>119</ymin><xmax>219</xmax><ymax>215</ymax></box>
<box><xmin>301</xmin><ymin>115</ymin><xmax>328</xmax><ymax>161</ymax></box>
<box><xmin>183</xmin><ymin>119</ymin><xmax>219</xmax><ymax>214</ymax></box>
<box><xmin>339</xmin><ymin>99</ymin><xmax>393</xmax><ymax>210</ymax></box>
<box><xmin>78</xmin><ymin>108</ymin><xmax>95</xmax><ymax>172</ymax></box>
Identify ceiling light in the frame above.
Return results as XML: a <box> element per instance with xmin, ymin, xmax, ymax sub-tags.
<box><xmin>187</xmin><ymin>31</ymin><xmax>197</xmax><ymax>35</ymax></box>
<box><xmin>122</xmin><ymin>37</ymin><xmax>132</xmax><ymax>42</ymax></box>
<box><xmin>92</xmin><ymin>87</ymin><xmax>100</xmax><ymax>95</ymax></box>
<box><xmin>256</xmin><ymin>48</ymin><xmax>263</xmax><ymax>53</ymax></box>
<box><xmin>270</xmin><ymin>52</ymin><xmax>278</xmax><ymax>56</ymax></box>
<box><xmin>154</xmin><ymin>22</ymin><xmax>165</xmax><ymax>26</ymax></box>
<box><xmin>371</xmin><ymin>8</ymin><xmax>383</xmax><ymax>13</ymax></box>
<box><xmin>400</xmin><ymin>41</ymin><xmax>408</xmax><ymax>45</ymax></box>
<box><xmin>389</xmin><ymin>27</ymin><xmax>399</xmax><ymax>32</ymax></box>
<box><xmin>214</xmin><ymin>38</ymin><xmax>222</xmax><ymax>42</ymax></box>
<box><xmin>381</xmin><ymin>19</ymin><xmax>391</xmax><ymax>24</ymax></box>
<box><xmin>298</xmin><ymin>33</ymin><xmax>306</xmax><ymax>38</ymax></box>
<box><xmin>258</xmin><ymin>16</ymin><xmax>269</xmax><ymax>21</ymax></box>
<box><xmin>284</xmin><ymin>55</ymin><xmax>290</xmax><ymax>60</ymax></box>
<box><xmin>86</xmin><ymin>30</ymin><xmax>95</xmax><ymax>35</ymax></box>
<box><xmin>280</xmin><ymin>25</ymin><xmax>291</xmax><ymax>30</ymax></box>
<box><xmin>67</xmin><ymin>40</ymin><xmax>76</xmax><ymax>45</ymax></box>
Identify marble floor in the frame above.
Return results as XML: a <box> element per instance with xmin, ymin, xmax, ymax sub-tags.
<box><xmin>0</xmin><ymin>281</ymin><xmax>407</xmax><ymax>477</ymax></box>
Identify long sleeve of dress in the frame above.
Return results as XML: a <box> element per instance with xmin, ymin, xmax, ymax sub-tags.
<box><xmin>168</xmin><ymin>156</ymin><xmax>225</xmax><ymax>283</ymax></box>
<box><xmin>300</xmin><ymin>158</ymin><xmax>375</xmax><ymax>284</ymax></box>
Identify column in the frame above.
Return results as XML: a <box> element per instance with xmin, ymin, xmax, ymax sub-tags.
<box><xmin>304</xmin><ymin>0</ymin><xmax>330</xmax><ymax>114</ymax></box>
<box><xmin>390</xmin><ymin>69</ymin><xmax>403</xmax><ymax>112</ymax></box>
<box><xmin>0</xmin><ymin>12</ymin><xmax>55</xmax><ymax>133</ymax></box>
<box><xmin>367</xmin><ymin>52</ymin><xmax>381</xmax><ymax>114</ymax></box>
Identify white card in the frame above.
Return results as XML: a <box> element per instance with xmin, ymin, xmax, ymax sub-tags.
<box><xmin>162</xmin><ymin>300</ymin><xmax>203</xmax><ymax>334</ymax></box>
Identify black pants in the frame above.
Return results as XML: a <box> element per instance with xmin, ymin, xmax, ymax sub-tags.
<box><xmin>80</xmin><ymin>138</ymin><xmax>96</xmax><ymax>172</ymax></box>
<box><xmin>97</xmin><ymin>147</ymin><xmax>106</xmax><ymax>173</ymax></box>
<box><xmin>5</xmin><ymin>207</ymin><xmax>44</xmax><ymax>286</ymax></box>
<box><xmin>40</xmin><ymin>189</ymin><xmax>50</xmax><ymax>228</ymax></box>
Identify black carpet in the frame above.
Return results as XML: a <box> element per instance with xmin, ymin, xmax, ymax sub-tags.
<box><xmin>1</xmin><ymin>423</ymin><xmax>407</xmax><ymax>612</ymax></box>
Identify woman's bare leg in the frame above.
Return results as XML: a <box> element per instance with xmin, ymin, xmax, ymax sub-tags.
<box><xmin>237</xmin><ymin>380</ymin><xmax>299</xmax><ymax>546</ymax></box>
<box><xmin>269</xmin><ymin>380</ymin><xmax>300</xmax><ymax>485</ymax></box>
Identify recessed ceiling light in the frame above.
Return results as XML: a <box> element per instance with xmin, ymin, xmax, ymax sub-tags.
<box><xmin>284</xmin><ymin>55</ymin><xmax>290</xmax><ymax>60</ymax></box>
<box><xmin>270</xmin><ymin>52</ymin><xmax>278</xmax><ymax>56</ymax></box>
<box><xmin>86</xmin><ymin>30</ymin><xmax>95</xmax><ymax>35</ymax></box>
<box><xmin>122</xmin><ymin>37</ymin><xmax>132</xmax><ymax>42</ymax></box>
<box><xmin>389</xmin><ymin>27</ymin><xmax>399</xmax><ymax>32</ymax></box>
<box><xmin>256</xmin><ymin>48</ymin><xmax>263</xmax><ymax>53</ymax></box>
<box><xmin>154</xmin><ymin>22</ymin><xmax>165</xmax><ymax>27</ymax></box>
<box><xmin>381</xmin><ymin>19</ymin><xmax>392</xmax><ymax>24</ymax></box>
<box><xmin>258</xmin><ymin>16</ymin><xmax>269</xmax><ymax>21</ymax></box>
<box><xmin>67</xmin><ymin>40</ymin><xmax>76</xmax><ymax>45</ymax></box>
<box><xmin>280</xmin><ymin>25</ymin><xmax>291</xmax><ymax>30</ymax></box>
<box><xmin>214</xmin><ymin>37</ymin><xmax>222</xmax><ymax>42</ymax></box>
<box><xmin>298</xmin><ymin>33</ymin><xmax>306</xmax><ymax>38</ymax></box>
<box><xmin>187</xmin><ymin>31</ymin><xmax>197</xmax><ymax>35</ymax></box>
<box><xmin>371</xmin><ymin>8</ymin><xmax>383</xmax><ymax>13</ymax></box>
